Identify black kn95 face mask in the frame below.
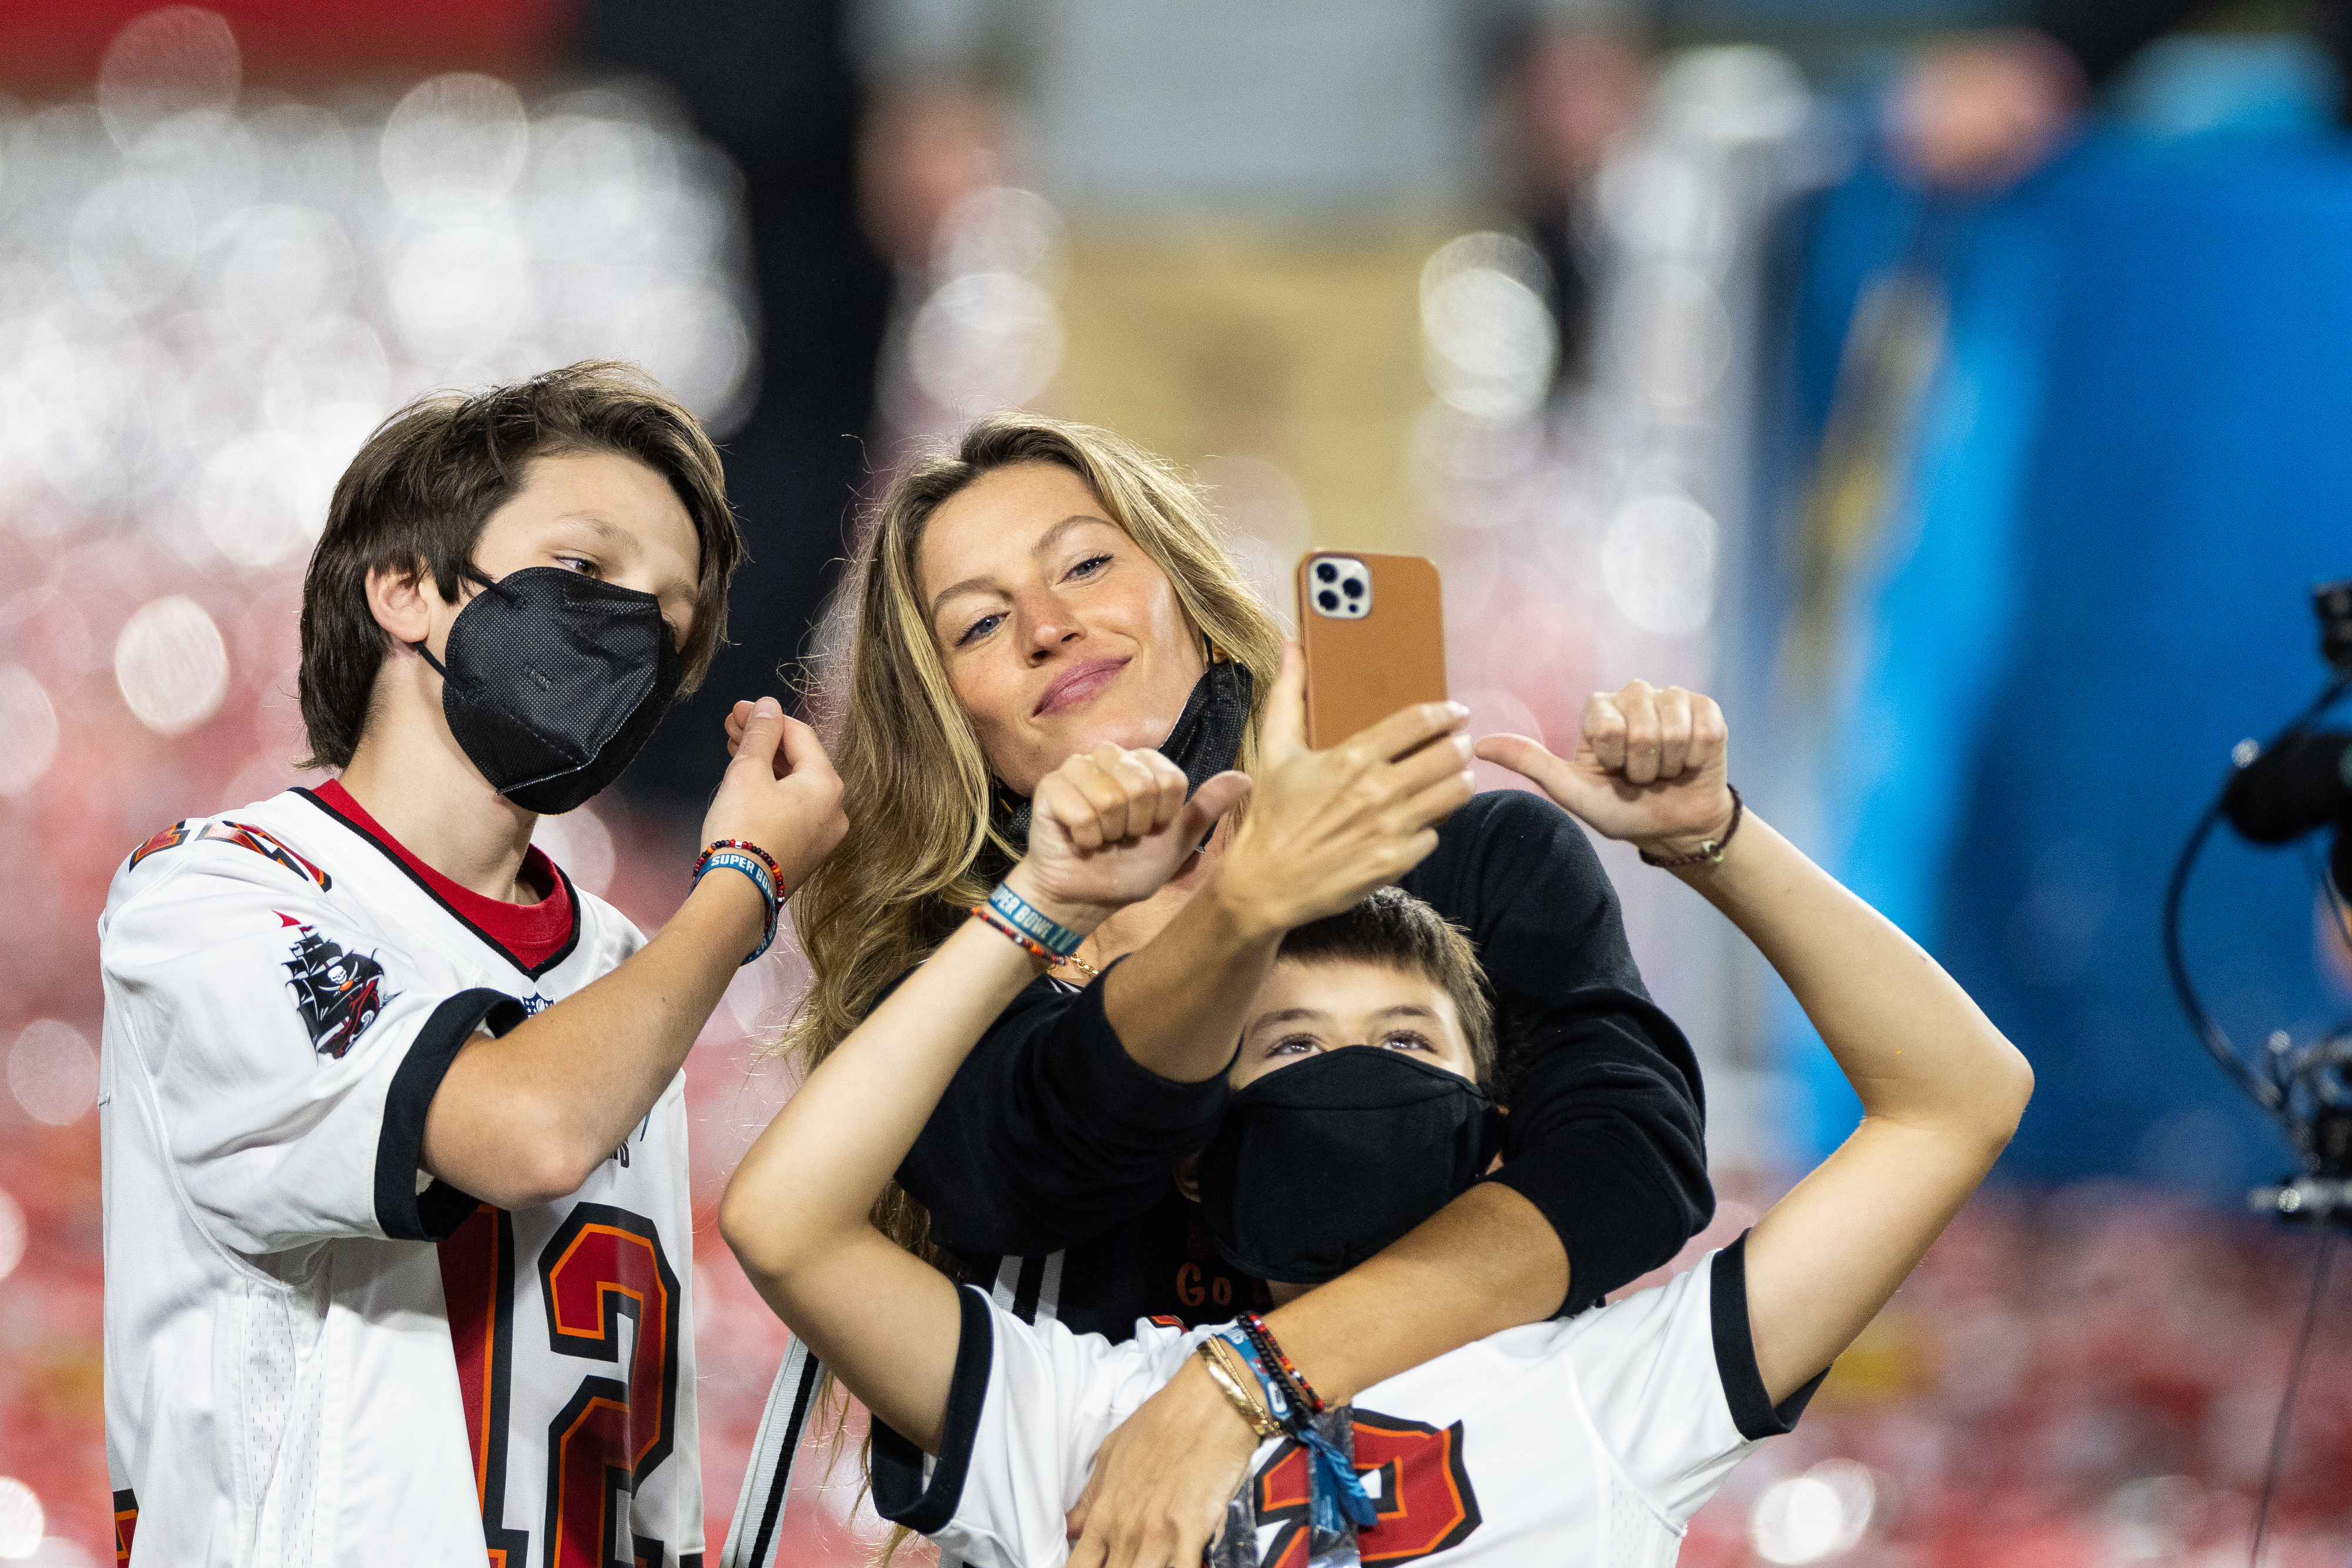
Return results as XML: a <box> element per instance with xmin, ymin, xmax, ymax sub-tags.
<box><xmin>414</xmin><ymin>566</ymin><xmax>682</xmax><ymax>816</ymax></box>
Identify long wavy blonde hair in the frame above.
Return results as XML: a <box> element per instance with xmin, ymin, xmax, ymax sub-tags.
<box><xmin>784</xmin><ymin>415</ymin><xmax>1285</xmax><ymax>1109</ymax></box>
<box><xmin>784</xmin><ymin>414</ymin><xmax>1285</xmax><ymax>1560</ymax></box>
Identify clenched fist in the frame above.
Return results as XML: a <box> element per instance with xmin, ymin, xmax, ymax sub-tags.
<box><xmin>1475</xmin><ymin>680</ymin><xmax>1736</xmax><ymax>859</ymax></box>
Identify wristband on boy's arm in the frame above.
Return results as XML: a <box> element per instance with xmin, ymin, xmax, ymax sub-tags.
<box><xmin>1195</xmin><ymin>1340</ymin><xmax>1283</xmax><ymax>1439</ymax></box>
<box><xmin>691</xmin><ymin>847</ymin><xmax>779</xmax><ymax>964</ymax></box>
<box><xmin>1211</xmin><ymin>1324</ymin><xmax>1375</xmax><ymax>1532</ymax></box>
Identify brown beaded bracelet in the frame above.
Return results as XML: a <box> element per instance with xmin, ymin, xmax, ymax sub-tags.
<box><xmin>970</xmin><ymin>903</ymin><xmax>1054</xmax><ymax>963</ymax></box>
<box><xmin>1238</xmin><ymin>1311</ymin><xmax>1324</xmax><ymax>1416</ymax></box>
<box><xmin>1637</xmin><ymin>785</ymin><xmax>1744</xmax><ymax>868</ymax></box>
<box><xmin>698</xmin><ymin>838</ymin><xmax>786</xmax><ymax>894</ymax></box>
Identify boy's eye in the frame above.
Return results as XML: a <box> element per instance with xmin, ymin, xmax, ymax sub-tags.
<box><xmin>1268</xmin><ymin>1035</ymin><xmax>1316</xmax><ymax>1058</ymax></box>
<box><xmin>1379</xmin><ymin>1031</ymin><xmax>1432</xmax><ymax>1053</ymax></box>
<box><xmin>554</xmin><ymin>556</ymin><xmax>597</xmax><ymax>576</ymax></box>
<box><xmin>956</xmin><ymin>611</ymin><xmax>1004</xmax><ymax>648</ymax></box>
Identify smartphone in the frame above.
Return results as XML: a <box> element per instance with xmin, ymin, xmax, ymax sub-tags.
<box><xmin>1295</xmin><ymin>551</ymin><xmax>1448</xmax><ymax>751</ymax></box>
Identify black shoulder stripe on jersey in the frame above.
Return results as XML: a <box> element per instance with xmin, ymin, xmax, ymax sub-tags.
<box><xmin>1710</xmin><ymin>1232</ymin><xmax>1826</xmax><ymax>1440</ymax></box>
<box><xmin>292</xmin><ymin>788</ymin><xmax>583</xmax><ymax>979</ymax></box>
<box><xmin>377</xmin><ymin>988</ymin><xmax>523</xmax><ymax>1241</ymax></box>
<box><xmin>871</xmin><ymin>1286</ymin><xmax>995</xmax><ymax>1534</ymax></box>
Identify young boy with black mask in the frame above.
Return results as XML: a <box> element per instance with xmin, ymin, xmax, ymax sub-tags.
<box><xmin>720</xmin><ymin>678</ymin><xmax>2033</xmax><ymax>1568</ymax></box>
<box><xmin>101</xmin><ymin>363</ymin><xmax>848</xmax><ymax>1564</ymax></box>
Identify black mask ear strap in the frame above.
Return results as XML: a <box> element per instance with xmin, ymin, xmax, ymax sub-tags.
<box><xmin>406</xmin><ymin>558</ymin><xmax>500</xmax><ymax>681</ymax></box>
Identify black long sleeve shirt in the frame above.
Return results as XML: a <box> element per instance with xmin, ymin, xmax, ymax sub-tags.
<box><xmin>894</xmin><ymin>789</ymin><xmax>1714</xmax><ymax>1339</ymax></box>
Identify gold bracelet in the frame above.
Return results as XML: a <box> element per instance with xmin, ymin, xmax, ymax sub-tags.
<box><xmin>1195</xmin><ymin>1342</ymin><xmax>1282</xmax><ymax>1439</ymax></box>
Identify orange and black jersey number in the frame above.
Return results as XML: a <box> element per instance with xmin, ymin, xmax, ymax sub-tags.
<box><xmin>1252</xmin><ymin>1412</ymin><xmax>1482</xmax><ymax>1567</ymax></box>
<box><xmin>442</xmin><ymin>1202</ymin><xmax>696</xmax><ymax>1568</ymax></box>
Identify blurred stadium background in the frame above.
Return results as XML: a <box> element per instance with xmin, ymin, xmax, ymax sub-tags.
<box><xmin>3</xmin><ymin>0</ymin><xmax>2351</xmax><ymax>1561</ymax></box>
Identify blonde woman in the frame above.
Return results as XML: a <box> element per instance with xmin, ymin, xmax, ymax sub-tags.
<box><xmin>737</xmin><ymin>415</ymin><xmax>1712</xmax><ymax>1557</ymax></box>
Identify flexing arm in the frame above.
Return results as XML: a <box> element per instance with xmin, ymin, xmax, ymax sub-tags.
<box><xmin>1481</xmin><ymin>681</ymin><xmax>2033</xmax><ymax>1403</ymax></box>
<box><xmin>420</xmin><ymin>700</ymin><xmax>846</xmax><ymax>1208</ymax></box>
<box><xmin>721</xmin><ymin>747</ymin><xmax>1243</xmax><ymax>1448</ymax></box>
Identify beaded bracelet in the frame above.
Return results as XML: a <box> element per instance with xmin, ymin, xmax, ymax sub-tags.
<box><xmin>693</xmin><ymin>850</ymin><xmax>778</xmax><ymax>964</ymax></box>
<box><xmin>1637</xmin><ymin>785</ymin><xmax>1745</xmax><ymax>869</ymax></box>
<box><xmin>1238</xmin><ymin>1311</ymin><xmax>1325</xmax><ymax>1416</ymax></box>
<box><xmin>697</xmin><ymin>837</ymin><xmax>784</xmax><ymax>894</ymax></box>
<box><xmin>984</xmin><ymin>881</ymin><xmax>1084</xmax><ymax>958</ymax></box>
<box><xmin>970</xmin><ymin>903</ymin><xmax>1053</xmax><ymax>964</ymax></box>
<box><xmin>1215</xmin><ymin>1322</ymin><xmax>1375</xmax><ymax>1533</ymax></box>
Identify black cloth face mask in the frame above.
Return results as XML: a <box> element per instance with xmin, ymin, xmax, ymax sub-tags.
<box><xmin>997</xmin><ymin>657</ymin><xmax>1254</xmax><ymax>845</ymax></box>
<box><xmin>414</xmin><ymin>566</ymin><xmax>683</xmax><ymax>815</ymax></box>
<box><xmin>1197</xmin><ymin>1046</ymin><xmax>1500</xmax><ymax>1286</ymax></box>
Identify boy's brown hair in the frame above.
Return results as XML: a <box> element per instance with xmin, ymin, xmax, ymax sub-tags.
<box><xmin>1276</xmin><ymin>887</ymin><xmax>1501</xmax><ymax>1088</ymax></box>
<box><xmin>296</xmin><ymin>360</ymin><xmax>741</xmax><ymax>771</ymax></box>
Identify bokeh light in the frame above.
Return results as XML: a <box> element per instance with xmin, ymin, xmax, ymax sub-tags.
<box><xmin>95</xmin><ymin>6</ymin><xmax>240</xmax><ymax>151</ymax></box>
<box><xmin>1420</xmin><ymin>232</ymin><xmax>1557</xmax><ymax>419</ymax></box>
<box><xmin>1750</xmin><ymin>1458</ymin><xmax>1877</xmax><ymax>1564</ymax></box>
<box><xmin>1602</xmin><ymin>493</ymin><xmax>1718</xmax><ymax>635</ymax></box>
<box><xmin>9</xmin><ymin>1022</ymin><xmax>97</xmax><ymax>1128</ymax></box>
<box><xmin>113</xmin><ymin>596</ymin><xmax>229</xmax><ymax>736</ymax></box>
<box><xmin>0</xmin><ymin>1476</ymin><xmax>42</xmax><ymax>1560</ymax></box>
<box><xmin>380</xmin><ymin>73</ymin><xmax>529</xmax><ymax>220</ymax></box>
<box><xmin>889</xmin><ymin>185</ymin><xmax>1067</xmax><ymax>427</ymax></box>
<box><xmin>0</xmin><ymin>668</ymin><xmax>59</xmax><ymax>797</ymax></box>
<box><xmin>0</xmin><ymin>1190</ymin><xmax>26</xmax><ymax>1286</ymax></box>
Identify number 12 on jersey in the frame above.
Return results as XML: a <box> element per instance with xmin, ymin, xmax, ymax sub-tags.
<box><xmin>442</xmin><ymin>1202</ymin><xmax>683</xmax><ymax>1568</ymax></box>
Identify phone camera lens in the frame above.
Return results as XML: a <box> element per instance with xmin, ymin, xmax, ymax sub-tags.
<box><xmin>1341</xmin><ymin>578</ymin><xmax>1364</xmax><ymax>599</ymax></box>
<box><xmin>1317</xmin><ymin>589</ymin><xmax>1341</xmax><ymax>611</ymax></box>
<box><xmin>1315</xmin><ymin>561</ymin><xmax>1338</xmax><ymax>583</ymax></box>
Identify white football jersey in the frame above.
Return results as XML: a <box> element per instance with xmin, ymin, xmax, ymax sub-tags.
<box><xmin>99</xmin><ymin>787</ymin><xmax>703</xmax><ymax>1567</ymax></box>
<box><xmin>873</xmin><ymin>1241</ymin><xmax>1810</xmax><ymax>1568</ymax></box>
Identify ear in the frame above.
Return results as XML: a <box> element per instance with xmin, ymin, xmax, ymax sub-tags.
<box><xmin>364</xmin><ymin>560</ymin><xmax>437</xmax><ymax>647</ymax></box>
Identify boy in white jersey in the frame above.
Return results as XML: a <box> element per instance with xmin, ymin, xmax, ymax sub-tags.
<box><xmin>101</xmin><ymin>362</ymin><xmax>848</xmax><ymax>1567</ymax></box>
<box><xmin>717</xmin><ymin>673</ymin><xmax>2034</xmax><ymax>1568</ymax></box>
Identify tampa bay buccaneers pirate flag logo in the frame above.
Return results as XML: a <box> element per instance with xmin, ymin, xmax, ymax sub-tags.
<box><xmin>277</xmin><ymin>915</ymin><xmax>395</xmax><ymax>1058</ymax></box>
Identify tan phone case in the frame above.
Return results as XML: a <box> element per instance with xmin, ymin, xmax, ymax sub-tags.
<box><xmin>1295</xmin><ymin>552</ymin><xmax>1448</xmax><ymax>751</ymax></box>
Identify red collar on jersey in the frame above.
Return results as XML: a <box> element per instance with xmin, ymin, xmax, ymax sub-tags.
<box><xmin>307</xmin><ymin>779</ymin><xmax>578</xmax><ymax>975</ymax></box>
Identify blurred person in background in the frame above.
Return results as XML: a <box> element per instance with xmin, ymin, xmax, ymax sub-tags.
<box><xmin>98</xmin><ymin>366</ymin><xmax>847</xmax><ymax>1563</ymax></box>
<box><xmin>1887</xmin><ymin>1</ymin><xmax>2352</xmax><ymax>193</ymax></box>
<box><xmin>852</xmin><ymin>0</ymin><xmax>1652</xmax><ymax>549</ymax></box>
<box><xmin>752</xmin><ymin>413</ymin><xmax>1709</xmax><ymax>1556</ymax></box>
<box><xmin>1498</xmin><ymin>20</ymin><xmax>1652</xmax><ymax>387</ymax></box>
<box><xmin>577</xmin><ymin>0</ymin><xmax>897</xmax><ymax>819</ymax></box>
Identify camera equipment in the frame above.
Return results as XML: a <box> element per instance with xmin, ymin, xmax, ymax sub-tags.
<box><xmin>2166</xmin><ymin>581</ymin><xmax>2352</xmax><ymax>1568</ymax></box>
<box><xmin>2164</xmin><ymin>577</ymin><xmax>2352</xmax><ymax>1223</ymax></box>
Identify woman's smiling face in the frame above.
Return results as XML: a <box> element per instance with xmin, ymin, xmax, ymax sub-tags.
<box><xmin>918</xmin><ymin>460</ymin><xmax>1208</xmax><ymax>795</ymax></box>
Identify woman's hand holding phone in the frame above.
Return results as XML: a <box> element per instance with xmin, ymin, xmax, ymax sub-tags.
<box><xmin>1476</xmin><ymin>679</ymin><xmax>1738</xmax><ymax>857</ymax></box>
<box><xmin>1207</xmin><ymin>642</ymin><xmax>1476</xmax><ymax>938</ymax></box>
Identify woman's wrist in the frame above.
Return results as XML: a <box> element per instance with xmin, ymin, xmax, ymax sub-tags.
<box><xmin>1198</xmin><ymin>855</ymin><xmax>1289</xmax><ymax>945</ymax></box>
<box><xmin>996</xmin><ymin>862</ymin><xmax>1114</xmax><ymax>938</ymax></box>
